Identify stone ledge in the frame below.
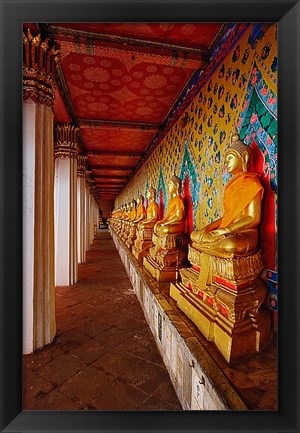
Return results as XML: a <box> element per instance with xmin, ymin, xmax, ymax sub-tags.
<box><xmin>109</xmin><ymin>227</ymin><xmax>248</xmax><ymax>411</ymax></box>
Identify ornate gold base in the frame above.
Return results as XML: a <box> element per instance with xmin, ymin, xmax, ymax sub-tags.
<box><xmin>132</xmin><ymin>228</ymin><xmax>154</xmax><ymax>264</ymax></box>
<box><xmin>132</xmin><ymin>240</ymin><xmax>152</xmax><ymax>264</ymax></box>
<box><xmin>143</xmin><ymin>234</ymin><xmax>189</xmax><ymax>283</ymax></box>
<box><xmin>170</xmin><ymin>275</ymin><xmax>271</xmax><ymax>362</ymax></box>
<box><xmin>125</xmin><ymin>224</ymin><xmax>137</xmax><ymax>249</ymax></box>
<box><xmin>143</xmin><ymin>254</ymin><xmax>181</xmax><ymax>282</ymax></box>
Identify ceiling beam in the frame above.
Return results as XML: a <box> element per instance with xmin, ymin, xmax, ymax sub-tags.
<box><xmin>79</xmin><ymin>119</ymin><xmax>160</xmax><ymax>132</ymax></box>
<box><xmin>91</xmin><ymin>165</ymin><xmax>132</xmax><ymax>171</ymax></box>
<box><xmin>94</xmin><ymin>175</ymin><xmax>128</xmax><ymax>179</ymax></box>
<box><xmin>47</xmin><ymin>25</ymin><xmax>210</xmax><ymax>58</ymax></box>
<box><xmin>87</xmin><ymin>151</ymin><xmax>142</xmax><ymax>157</ymax></box>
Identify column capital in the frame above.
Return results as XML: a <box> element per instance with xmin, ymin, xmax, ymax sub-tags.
<box><xmin>54</xmin><ymin>124</ymin><xmax>79</xmax><ymax>159</ymax></box>
<box><xmin>23</xmin><ymin>29</ymin><xmax>60</xmax><ymax>107</ymax></box>
<box><xmin>77</xmin><ymin>155</ymin><xmax>88</xmax><ymax>177</ymax></box>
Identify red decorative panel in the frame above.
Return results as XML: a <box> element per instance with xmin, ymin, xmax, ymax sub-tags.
<box><xmin>87</xmin><ymin>154</ymin><xmax>139</xmax><ymax>167</ymax></box>
<box><xmin>81</xmin><ymin>127</ymin><xmax>156</xmax><ymax>153</ymax></box>
<box><xmin>92</xmin><ymin>169</ymin><xmax>131</xmax><ymax>177</ymax></box>
<box><xmin>61</xmin><ymin>52</ymin><xmax>191</xmax><ymax>123</ymax></box>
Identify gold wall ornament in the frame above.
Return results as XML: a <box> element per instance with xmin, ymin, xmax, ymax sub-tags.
<box><xmin>54</xmin><ymin>124</ymin><xmax>79</xmax><ymax>159</ymax></box>
<box><xmin>23</xmin><ymin>29</ymin><xmax>61</xmax><ymax>107</ymax></box>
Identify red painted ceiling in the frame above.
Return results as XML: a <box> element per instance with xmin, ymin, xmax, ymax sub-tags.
<box><xmin>47</xmin><ymin>22</ymin><xmax>224</xmax><ymax>201</ymax></box>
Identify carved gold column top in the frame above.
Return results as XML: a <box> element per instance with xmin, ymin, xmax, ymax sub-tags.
<box><xmin>23</xmin><ymin>29</ymin><xmax>60</xmax><ymax>107</ymax></box>
<box><xmin>85</xmin><ymin>170</ymin><xmax>96</xmax><ymax>192</ymax></box>
<box><xmin>54</xmin><ymin>124</ymin><xmax>79</xmax><ymax>159</ymax></box>
<box><xmin>77</xmin><ymin>155</ymin><xmax>88</xmax><ymax>177</ymax></box>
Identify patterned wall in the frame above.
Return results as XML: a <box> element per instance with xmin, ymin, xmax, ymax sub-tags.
<box><xmin>115</xmin><ymin>24</ymin><xmax>278</xmax><ymax>312</ymax></box>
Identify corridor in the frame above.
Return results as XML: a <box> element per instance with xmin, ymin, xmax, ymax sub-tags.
<box><xmin>23</xmin><ymin>230</ymin><xmax>182</xmax><ymax>410</ymax></box>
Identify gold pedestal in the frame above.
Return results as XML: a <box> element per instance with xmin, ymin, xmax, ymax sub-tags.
<box><xmin>120</xmin><ymin>221</ymin><xmax>130</xmax><ymax>242</ymax></box>
<box><xmin>170</xmin><ymin>248</ymin><xmax>271</xmax><ymax>362</ymax></box>
<box><xmin>143</xmin><ymin>233</ymin><xmax>189</xmax><ymax>283</ymax></box>
<box><xmin>132</xmin><ymin>228</ymin><xmax>154</xmax><ymax>263</ymax></box>
<box><xmin>126</xmin><ymin>223</ymin><xmax>137</xmax><ymax>249</ymax></box>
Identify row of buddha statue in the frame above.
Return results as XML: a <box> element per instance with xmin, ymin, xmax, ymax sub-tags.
<box><xmin>109</xmin><ymin>133</ymin><xmax>271</xmax><ymax>362</ymax></box>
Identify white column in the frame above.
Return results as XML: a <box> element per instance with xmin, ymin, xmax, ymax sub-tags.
<box><xmin>89</xmin><ymin>194</ymin><xmax>95</xmax><ymax>245</ymax></box>
<box><xmin>22</xmin><ymin>30</ymin><xmax>58</xmax><ymax>354</ymax></box>
<box><xmin>85</xmin><ymin>181</ymin><xmax>91</xmax><ymax>252</ymax></box>
<box><xmin>54</xmin><ymin>124</ymin><xmax>78</xmax><ymax>286</ymax></box>
<box><xmin>23</xmin><ymin>100</ymin><xmax>56</xmax><ymax>353</ymax></box>
<box><xmin>77</xmin><ymin>155</ymin><xmax>87</xmax><ymax>263</ymax></box>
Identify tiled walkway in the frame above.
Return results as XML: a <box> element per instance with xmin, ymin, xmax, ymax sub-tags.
<box><xmin>23</xmin><ymin>231</ymin><xmax>182</xmax><ymax>410</ymax></box>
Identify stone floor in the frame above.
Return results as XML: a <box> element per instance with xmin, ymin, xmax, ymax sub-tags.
<box><xmin>23</xmin><ymin>231</ymin><xmax>182</xmax><ymax>410</ymax></box>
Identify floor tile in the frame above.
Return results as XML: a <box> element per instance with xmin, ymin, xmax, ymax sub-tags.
<box><xmin>36</xmin><ymin>353</ymin><xmax>87</xmax><ymax>387</ymax></box>
<box><xmin>91</xmin><ymin>379</ymin><xmax>149</xmax><ymax>410</ymax></box>
<box><xmin>95</xmin><ymin>326</ymin><xmax>134</xmax><ymax>348</ymax></box>
<box><xmin>70</xmin><ymin>338</ymin><xmax>112</xmax><ymax>364</ymax></box>
<box><xmin>59</xmin><ymin>366</ymin><xmax>115</xmax><ymax>406</ymax></box>
<box><xmin>26</xmin><ymin>388</ymin><xmax>85</xmax><ymax>410</ymax></box>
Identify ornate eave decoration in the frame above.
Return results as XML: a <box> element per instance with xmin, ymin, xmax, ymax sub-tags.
<box><xmin>23</xmin><ymin>29</ymin><xmax>60</xmax><ymax>107</ymax></box>
<box><xmin>54</xmin><ymin>124</ymin><xmax>79</xmax><ymax>159</ymax></box>
<box><xmin>77</xmin><ymin>155</ymin><xmax>88</xmax><ymax>177</ymax></box>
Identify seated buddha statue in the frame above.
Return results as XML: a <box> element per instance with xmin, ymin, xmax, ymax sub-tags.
<box><xmin>126</xmin><ymin>195</ymin><xmax>146</xmax><ymax>248</ymax></box>
<box><xmin>143</xmin><ymin>174</ymin><xmax>189</xmax><ymax>282</ymax></box>
<box><xmin>170</xmin><ymin>133</ymin><xmax>270</xmax><ymax>362</ymax></box>
<box><xmin>190</xmin><ymin>132</ymin><xmax>263</xmax><ymax>258</ymax></box>
<box><xmin>138</xmin><ymin>187</ymin><xmax>159</xmax><ymax>231</ymax></box>
<box><xmin>153</xmin><ymin>174</ymin><xmax>185</xmax><ymax>236</ymax></box>
<box><xmin>133</xmin><ymin>195</ymin><xmax>146</xmax><ymax>224</ymax></box>
<box><xmin>123</xmin><ymin>199</ymin><xmax>136</xmax><ymax>242</ymax></box>
<box><xmin>132</xmin><ymin>187</ymin><xmax>159</xmax><ymax>262</ymax></box>
<box><xmin>120</xmin><ymin>203</ymin><xmax>130</xmax><ymax>239</ymax></box>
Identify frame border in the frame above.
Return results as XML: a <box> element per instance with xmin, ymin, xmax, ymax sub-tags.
<box><xmin>1</xmin><ymin>1</ymin><xmax>299</xmax><ymax>432</ymax></box>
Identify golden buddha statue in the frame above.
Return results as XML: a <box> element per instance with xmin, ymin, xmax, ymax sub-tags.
<box><xmin>132</xmin><ymin>187</ymin><xmax>159</xmax><ymax>263</ymax></box>
<box><xmin>122</xmin><ymin>200</ymin><xmax>136</xmax><ymax>242</ymax></box>
<box><xmin>153</xmin><ymin>175</ymin><xmax>185</xmax><ymax>236</ymax></box>
<box><xmin>190</xmin><ymin>135</ymin><xmax>262</xmax><ymax>258</ymax></box>
<box><xmin>126</xmin><ymin>195</ymin><xmax>146</xmax><ymax>249</ymax></box>
<box><xmin>143</xmin><ymin>174</ymin><xmax>189</xmax><ymax>282</ymax></box>
<box><xmin>170</xmin><ymin>132</ymin><xmax>271</xmax><ymax>362</ymax></box>
<box><xmin>119</xmin><ymin>203</ymin><xmax>130</xmax><ymax>239</ymax></box>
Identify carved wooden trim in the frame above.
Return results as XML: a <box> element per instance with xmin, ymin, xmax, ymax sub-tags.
<box><xmin>54</xmin><ymin>124</ymin><xmax>79</xmax><ymax>159</ymax></box>
<box><xmin>23</xmin><ymin>29</ymin><xmax>60</xmax><ymax>107</ymax></box>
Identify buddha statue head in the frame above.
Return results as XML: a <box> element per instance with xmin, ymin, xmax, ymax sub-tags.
<box><xmin>169</xmin><ymin>173</ymin><xmax>182</xmax><ymax>196</ymax></box>
<box><xmin>225</xmin><ymin>132</ymin><xmax>251</xmax><ymax>174</ymax></box>
<box><xmin>136</xmin><ymin>195</ymin><xmax>144</xmax><ymax>205</ymax></box>
<box><xmin>147</xmin><ymin>186</ymin><xmax>156</xmax><ymax>201</ymax></box>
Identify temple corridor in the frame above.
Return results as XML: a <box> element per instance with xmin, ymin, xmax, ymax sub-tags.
<box><xmin>23</xmin><ymin>230</ymin><xmax>182</xmax><ymax>410</ymax></box>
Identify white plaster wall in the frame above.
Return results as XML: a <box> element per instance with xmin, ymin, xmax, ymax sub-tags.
<box><xmin>54</xmin><ymin>159</ymin><xmax>70</xmax><ymax>285</ymax></box>
<box><xmin>23</xmin><ymin>100</ymin><xmax>35</xmax><ymax>354</ymax></box>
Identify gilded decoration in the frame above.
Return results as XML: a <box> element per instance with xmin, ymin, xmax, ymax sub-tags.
<box><xmin>23</xmin><ymin>29</ymin><xmax>60</xmax><ymax>107</ymax></box>
<box><xmin>77</xmin><ymin>155</ymin><xmax>88</xmax><ymax>177</ymax></box>
<box><xmin>54</xmin><ymin>124</ymin><xmax>79</xmax><ymax>159</ymax></box>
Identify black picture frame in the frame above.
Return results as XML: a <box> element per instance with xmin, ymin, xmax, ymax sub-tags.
<box><xmin>1</xmin><ymin>0</ymin><xmax>299</xmax><ymax>432</ymax></box>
